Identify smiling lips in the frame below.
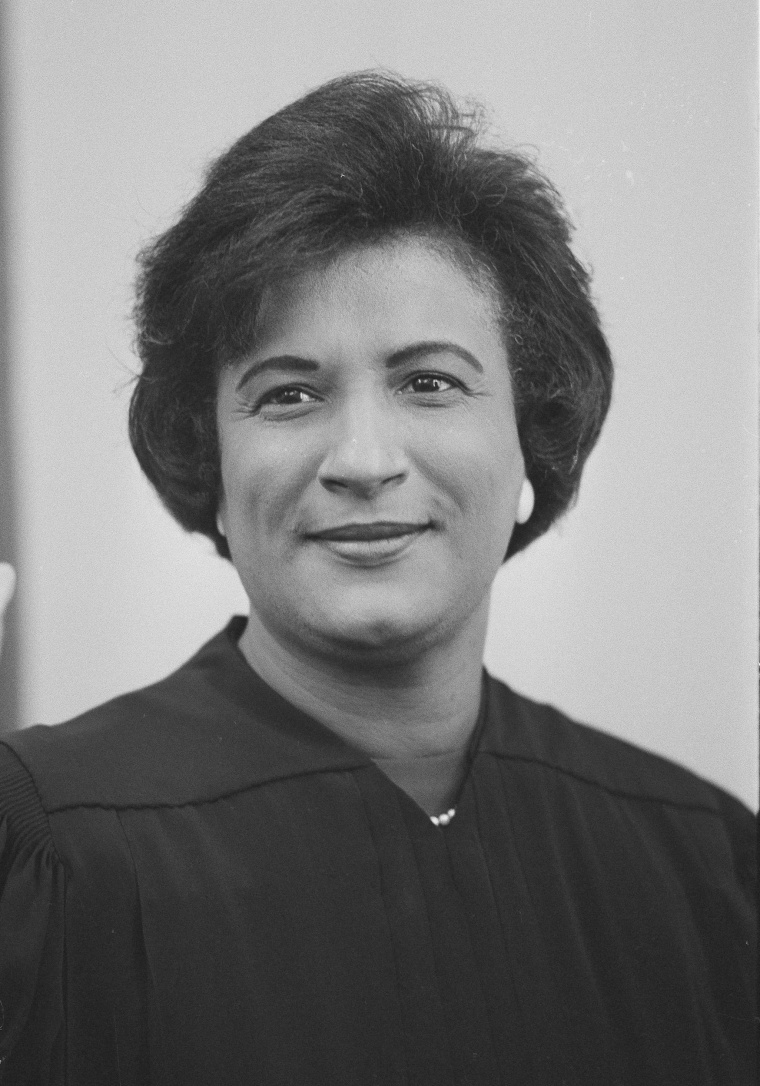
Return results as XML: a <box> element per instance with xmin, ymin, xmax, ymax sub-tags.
<box><xmin>305</xmin><ymin>521</ymin><xmax>431</xmax><ymax>564</ymax></box>
<box><xmin>308</xmin><ymin>521</ymin><xmax>430</xmax><ymax>542</ymax></box>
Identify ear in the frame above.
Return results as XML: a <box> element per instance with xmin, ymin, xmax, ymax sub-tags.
<box><xmin>516</xmin><ymin>477</ymin><xmax>535</xmax><ymax>525</ymax></box>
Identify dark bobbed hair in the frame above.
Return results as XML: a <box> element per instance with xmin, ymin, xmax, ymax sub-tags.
<box><xmin>130</xmin><ymin>71</ymin><xmax>613</xmax><ymax>561</ymax></box>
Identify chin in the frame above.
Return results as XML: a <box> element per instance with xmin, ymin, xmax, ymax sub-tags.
<box><xmin>311</xmin><ymin>602</ymin><xmax>440</xmax><ymax>664</ymax></box>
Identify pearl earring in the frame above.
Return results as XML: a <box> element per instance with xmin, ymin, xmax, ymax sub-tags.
<box><xmin>516</xmin><ymin>478</ymin><xmax>535</xmax><ymax>524</ymax></box>
<box><xmin>216</xmin><ymin>513</ymin><xmax>226</xmax><ymax>537</ymax></box>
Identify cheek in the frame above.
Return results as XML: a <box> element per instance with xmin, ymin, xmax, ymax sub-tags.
<box><xmin>421</xmin><ymin>416</ymin><xmax>524</xmax><ymax>530</ymax></box>
<box><xmin>220</xmin><ymin>430</ymin><xmax>317</xmax><ymax>535</ymax></box>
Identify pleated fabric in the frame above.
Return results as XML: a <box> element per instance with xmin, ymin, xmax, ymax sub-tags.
<box><xmin>0</xmin><ymin>619</ymin><xmax>755</xmax><ymax>1085</ymax></box>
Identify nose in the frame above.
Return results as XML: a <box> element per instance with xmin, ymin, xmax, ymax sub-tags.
<box><xmin>317</xmin><ymin>394</ymin><xmax>409</xmax><ymax>497</ymax></box>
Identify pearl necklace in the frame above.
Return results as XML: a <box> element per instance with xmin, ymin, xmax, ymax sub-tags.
<box><xmin>430</xmin><ymin>807</ymin><xmax>456</xmax><ymax>827</ymax></box>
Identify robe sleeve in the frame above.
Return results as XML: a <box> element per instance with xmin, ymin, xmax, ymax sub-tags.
<box><xmin>716</xmin><ymin>785</ymin><xmax>757</xmax><ymax>906</ymax></box>
<box><xmin>0</xmin><ymin>743</ymin><xmax>65</xmax><ymax>1084</ymax></box>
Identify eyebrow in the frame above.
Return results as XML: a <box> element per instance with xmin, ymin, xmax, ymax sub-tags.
<box><xmin>387</xmin><ymin>341</ymin><xmax>484</xmax><ymax>374</ymax></box>
<box><xmin>235</xmin><ymin>355</ymin><xmax>319</xmax><ymax>392</ymax></box>
<box><xmin>234</xmin><ymin>339</ymin><xmax>483</xmax><ymax>392</ymax></box>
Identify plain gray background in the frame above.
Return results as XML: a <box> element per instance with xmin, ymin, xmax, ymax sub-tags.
<box><xmin>2</xmin><ymin>0</ymin><xmax>757</xmax><ymax>807</ymax></box>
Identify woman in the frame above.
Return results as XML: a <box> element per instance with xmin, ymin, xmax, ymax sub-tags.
<box><xmin>0</xmin><ymin>73</ymin><xmax>754</xmax><ymax>1085</ymax></box>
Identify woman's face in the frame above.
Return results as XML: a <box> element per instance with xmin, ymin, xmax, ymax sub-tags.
<box><xmin>216</xmin><ymin>238</ymin><xmax>527</xmax><ymax>664</ymax></box>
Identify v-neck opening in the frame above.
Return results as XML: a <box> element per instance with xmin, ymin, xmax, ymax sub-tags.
<box><xmin>367</xmin><ymin>675</ymin><xmax>491</xmax><ymax>830</ymax></box>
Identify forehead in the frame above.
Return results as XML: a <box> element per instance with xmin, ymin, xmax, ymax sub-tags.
<box><xmin>249</xmin><ymin>237</ymin><xmax>506</xmax><ymax>357</ymax></box>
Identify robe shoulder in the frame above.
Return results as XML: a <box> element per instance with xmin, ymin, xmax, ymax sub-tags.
<box><xmin>1</xmin><ymin>619</ymin><xmax>369</xmax><ymax>812</ymax></box>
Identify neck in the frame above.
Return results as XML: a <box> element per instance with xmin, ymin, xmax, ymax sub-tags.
<box><xmin>237</xmin><ymin>603</ymin><xmax>489</xmax><ymax>764</ymax></box>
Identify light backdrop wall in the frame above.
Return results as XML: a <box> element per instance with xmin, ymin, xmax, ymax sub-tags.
<box><xmin>3</xmin><ymin>0</ymin><xmax>757</xmax><ymax>808</ymax></box>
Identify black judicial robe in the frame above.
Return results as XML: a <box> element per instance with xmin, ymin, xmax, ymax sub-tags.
<box><xmin>0</xmin><ymin>618</ymin><xmax>755</xmax><ymax>1085</ymax></box>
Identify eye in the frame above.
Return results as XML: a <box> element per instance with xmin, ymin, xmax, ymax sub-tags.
<box><xmin>401</xmin><ymin>373</ymin><xmax>459</xmax><ymax>395</ymax></box>
<box><xmin>256</xmin><ymin>385</ymin><xmax>320</xmax><ymax>410</ymax></box>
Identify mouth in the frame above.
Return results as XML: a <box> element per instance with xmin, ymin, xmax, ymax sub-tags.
<box><xmin>307</xmin><ymin>521</ymin><xmax>431</xmax><ymax>542</ymax></box>
<box><xmin>304</xmin><ymin>521</ymin><xmax>431</xmax><ymax>565</ymax></box>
